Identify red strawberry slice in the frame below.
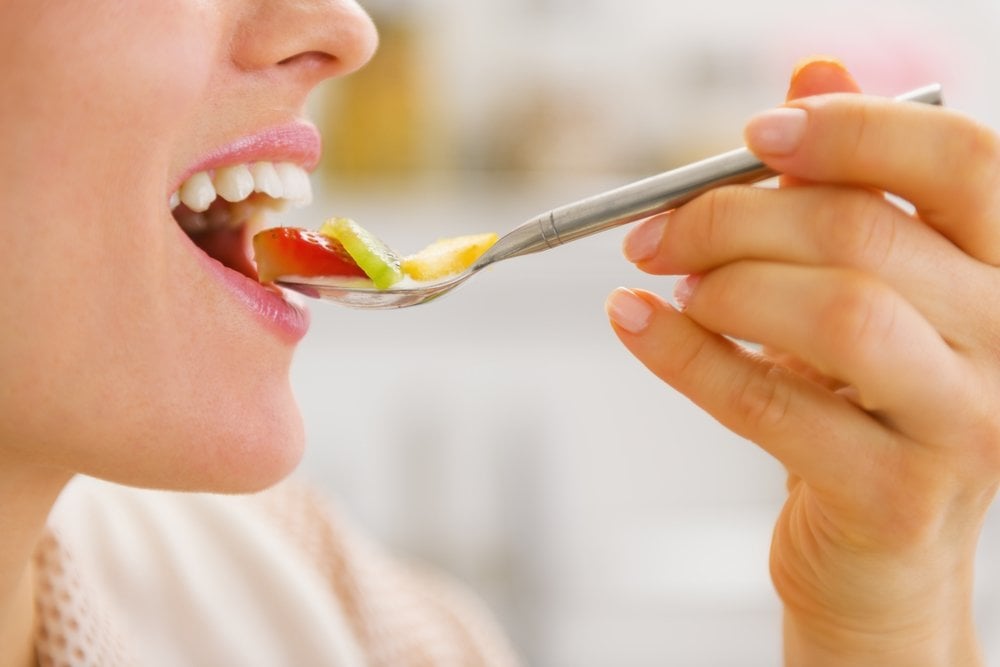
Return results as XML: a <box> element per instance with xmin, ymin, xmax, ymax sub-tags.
<box><xmin>252</xmin><ymin>227</ymin><xmax>367</xmax><ymax>283</ymax></box>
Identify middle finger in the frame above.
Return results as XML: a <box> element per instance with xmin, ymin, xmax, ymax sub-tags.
<box><xmin>624</xmin><ymin>184</ymin><xmax>978</xmax><ymax>346</ymax></box>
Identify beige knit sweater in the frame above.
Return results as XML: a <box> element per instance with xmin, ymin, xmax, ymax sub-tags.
<box><xmin>34</xmin><ymin>476</ymin><xmax>521</xmax><ymax>667</ymax></box>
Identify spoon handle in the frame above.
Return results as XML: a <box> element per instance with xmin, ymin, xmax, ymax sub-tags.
<box><xmin>475</xmin><ymin>83</ymin><xmax>943</xmax><ymax>268</ymax></box>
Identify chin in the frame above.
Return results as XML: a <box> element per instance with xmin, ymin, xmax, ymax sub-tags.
<box><xmin>82</xmin><ymin>379</ymin><xmax>308</xmax><ymax>496</ymax></box>
<box><xmin>182</xmin><ymin>388</ymin><xmax>308</xmax><ymax>495</ymax></box>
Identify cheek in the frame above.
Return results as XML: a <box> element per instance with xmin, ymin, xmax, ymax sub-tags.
<box><xmin>5</xmin><ymin>1</ymin><xmax>215</xmax><ymax>173</ymax></box>
<box><xmin>0</xmin><ymin>3</ymin><xmax>304</xmax><ymax>491</ymax></box>
<box><xmin>2</xmin><ymin>296</ymin><xmax>305</xmax><ymax>493</ymax></box>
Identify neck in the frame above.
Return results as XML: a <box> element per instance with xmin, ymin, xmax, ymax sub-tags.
<box><xmin>0</xmin><ymin>456</ymin><xmax>72</xmax><ymax>667</ymax></box>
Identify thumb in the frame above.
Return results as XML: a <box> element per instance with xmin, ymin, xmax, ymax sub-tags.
<box><xmin>781</xmin><ymin>57</ymin><xmax>862</xmax><ymax>187</ymax></box>
<box><xmin>786</xmin><ymin>56</ymin><xmax>861</xmax><ymax>100</ymax></box>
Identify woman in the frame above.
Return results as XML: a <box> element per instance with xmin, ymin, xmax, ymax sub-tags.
<box><xmin>2</xmin><ymin>1</ymin><xmax>997</xmax><ymax>665</ymax></box>
<box><xmin>2</xmin><ymin>1</ymin><xmax>515</xmax><ymax>665</ymax></box>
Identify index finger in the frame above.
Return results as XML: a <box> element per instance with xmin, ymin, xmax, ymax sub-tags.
<box><xmin>745</xmin><ymin>92</ymin><xmax>1000</xmax><ymax>264</ymax></box>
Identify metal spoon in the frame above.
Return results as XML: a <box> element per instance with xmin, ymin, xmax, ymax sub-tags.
<box><xmin>278</xmin><ymin>83</ymin><xmax>943</xmax><ymax>309</ymax></box>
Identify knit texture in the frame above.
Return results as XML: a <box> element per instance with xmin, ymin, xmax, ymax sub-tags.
<box><xmin>34</xmin><ymin>477</ymin><xmax>520</xmax><ymax>667</ymax></box>
<box><xmin>34</xmin><ymin>532</ymin><xmax>133</xmax><ymax>667</ymax></box>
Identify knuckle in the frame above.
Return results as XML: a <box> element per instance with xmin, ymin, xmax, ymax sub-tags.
<box><xmin>617</xmin><ymin>298</ymin><xmax>720</xmax><ymax>391</ymax></box>
<box><xmin>818</xmin><ymin>190</ymin><xmax>898</xmax><ymax>270</ymax></box>
<box><xmin>668</xmin><ymin>320</ymin><xmax>715</xmax><ymax>379</ymax></box>
<box><xmin>963</xmin><ymin>385</ymin><xmax>1000</xmax><ymax>473</ymax></box>
<box><xmin>934</xmin><ymin>117</ymin><xmax>1000</xmax><ymax>230</ymax></box>
<box><xmin>843</xmin><ymin>103</ymin><xmax>885</xmax><ymax>169</ymax></box>
<box><xmin>970</xmin><ymin>148</ymin><xmax>1000</xmax><ymax>227</ymax></box>
<box><xmin>696</xmin><ymin>263</ymin><xmax>744</xmax><ymax>315</ymax></box>
<box><xmin>730</xmin><ymin>363</ymin><xmax>793</xmax><ymax>432</ymax></box>
<box><xmin>816</xmin><ymin>277</ymin><xmax>896</xmax><ymax>366</ymax></box>
<box><xmin>690</xmin><ymin>186</ymin><xmax>743</xmax><ymax>256</ymax></box>
<box><xmin>952</xmin><ymin>120</ymin><xmax>1000</xmax><ymax>194</ymax></box>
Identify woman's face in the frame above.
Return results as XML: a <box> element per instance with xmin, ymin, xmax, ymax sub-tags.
<box><xmin>0</xmin><ymin>1</ymin><xmax>376</xmax><ymax>491</ymax></box>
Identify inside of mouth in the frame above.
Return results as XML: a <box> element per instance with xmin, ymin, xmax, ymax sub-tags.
<box><xmin>190</xmin><ymin>225</ymin><xmax>259</xmax><ymax>279</ymax></box>
<box><xmin>173</xmin><ymin>199</ymin><xmax>262</xmax><ymax>280</ymax></box>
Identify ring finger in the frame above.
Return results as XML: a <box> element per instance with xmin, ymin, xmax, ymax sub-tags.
<box><xmin>677</xmin><ymin>260</ymin><xmax>970</xmax><ymax>443</ymax></box>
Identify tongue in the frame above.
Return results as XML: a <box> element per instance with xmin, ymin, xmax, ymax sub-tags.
<box><xmin>190</xmin><ymin>226</ymin><xmax>258</xmax><ymax>280</ymax></box>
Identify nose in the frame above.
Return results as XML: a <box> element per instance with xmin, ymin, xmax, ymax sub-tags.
<box><xmin>233</xmin><ymin>0</ymin><xmax>378</xmax><ymax>86</ymax></box>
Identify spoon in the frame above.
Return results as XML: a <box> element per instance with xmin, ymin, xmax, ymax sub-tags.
<box><xmin>279</xmin><ymin>83</ymin><xmax>943</xmax><ymax>309</ymax></box>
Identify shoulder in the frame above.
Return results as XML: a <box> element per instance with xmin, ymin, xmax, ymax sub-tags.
<box><xmin>256</xmin><ymin>481</ymin><xmax>522</xmax><ymax>666</ymax></box>
<box><xmin>42</xmin><ymin>476</ymin><xmax>521</xmax><ymax>667</ymax></box>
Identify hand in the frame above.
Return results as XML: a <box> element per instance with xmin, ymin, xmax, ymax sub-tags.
<box><xmin>607</xmin><ymin>59</ymin><xmax>1000</xmax><ymax>666</ymax></box>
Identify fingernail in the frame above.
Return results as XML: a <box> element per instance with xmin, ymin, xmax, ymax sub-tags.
<box><xmin>745</xmin><ymin>107</ymin><xmax>808</xmax><ymax>156</ymax></box>
<box><xmin>606</xmin><ymin>288</ymin><xmax>654</xmax><ymax>334</ymax></box>
<box><xmin>623</xmin><ymin>215</ymin><xmax>668</xmax><ymax>263</ymax></box>
<box><xmin>673</xmin><ymin>274</ymin><xmax>701</xmax><ymax>310</ymax></box>
<box><xmin>791</xmin><ymin>55</ymin><xmax>848</xmax><ymax>81</ymax></box>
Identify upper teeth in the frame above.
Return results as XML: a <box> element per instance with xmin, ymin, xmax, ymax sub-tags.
<box><xmin>171</xmin><ymin>161</ymin><xmax>313</xmax><ymax>214</ymax></box>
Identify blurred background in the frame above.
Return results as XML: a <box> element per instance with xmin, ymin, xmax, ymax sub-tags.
<box><xmin>286</xmin><ymin>1</ymin><xmax>1000</xmax><ymax>665</ymax></box>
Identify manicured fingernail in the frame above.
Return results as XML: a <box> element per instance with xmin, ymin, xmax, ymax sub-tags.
<box><xmin>791</xmin><ymin>55</ymin><xmax>848</xmax><ymax>80</ymax></box>
<box><xmin>745</xmin><ymin>107</ymin><xmax>808</xmax><ymax>156</ymax></box>
<box><xmin>673</xmin><ymin>274</ymin><xmax>700</xmax><ymax>310</ymax></box>
<box><xmin>623</xmin><ymin>215</ymin><xmax>668</xmax><ymax>263</ymax></box>
<box><xmin>606</xmin><ymin>288</ymin><xmax>653</xmax><ymax>334</ymax></box>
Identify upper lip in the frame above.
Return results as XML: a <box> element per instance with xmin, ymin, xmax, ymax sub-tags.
<box><xmin>170</xmin><ymin>120</ymin><xmax>322</xmax><ymax>194</ymax></box>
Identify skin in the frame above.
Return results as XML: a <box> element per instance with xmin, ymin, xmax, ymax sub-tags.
<box><xmin>608</xmin><ymin>59</ymin><xmax>998</xmax><ymax>665</ymax></box>
<box><xmin>0</xmin><ymin>1</ymin><xmax>376</xmax><ymax>665</ymax></box>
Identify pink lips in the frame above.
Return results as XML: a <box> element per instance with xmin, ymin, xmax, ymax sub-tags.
<box><xmin>177</xmin><ymin>121</ymin><xmax>321</xmax><ymax>343</ymax></box>
<box><xmin>173</xmin><ymin>122</ymin><xmax>322</xmax><ymax>192</ymax></box>
<box><xmin>194</xmin><ymin>240</ymin><xmax>311</xmax><ymax>343</ymax></box>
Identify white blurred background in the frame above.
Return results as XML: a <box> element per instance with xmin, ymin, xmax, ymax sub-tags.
<box><xmin>286</xmin><ymin>1</ymin><xmax>1000</xmax><ymax>664</ymax></box>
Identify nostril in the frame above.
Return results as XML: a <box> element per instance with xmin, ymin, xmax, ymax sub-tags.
<box><xmin>277</xmin><ymin>51</ymin><xmax>337</xmax><ymax>69</ymax></box>
<box><xmin>231</xmin><ymin>3</ymin><xmax>377</xmax><ymax>80</ymax></box>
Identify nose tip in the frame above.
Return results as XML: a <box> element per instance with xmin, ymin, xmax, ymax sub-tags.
<box><xmin>235</xmin><ymin>0</ymin><xmax>378</xmax><ymax>83</ymax></box>
<box><xmin>321</xmin><ymin>2</ymin><xmax>379</xmax><ymax>78</ymax></box>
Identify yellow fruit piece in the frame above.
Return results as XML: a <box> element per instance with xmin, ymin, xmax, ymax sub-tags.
<box><xmin>402</xmin><ymin>233</ymin><xmax>499</xmax><ymax>281</ymax></box>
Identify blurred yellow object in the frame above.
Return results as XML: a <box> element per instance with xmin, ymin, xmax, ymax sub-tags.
<box><xmin>402</xmin><ymin>233</ymin><xmax>499</xmax><ymax>281</ymax></box>
<box><xmin>319</xmin><ymin>17</ymin><xmax>434</xmax><ymax>181</ymax></box>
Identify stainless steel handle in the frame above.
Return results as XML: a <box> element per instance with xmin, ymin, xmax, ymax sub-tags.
<box><xmin>476</xmin><ymin>83</ymin><xmax>943</xmax><ymax>268</ymax></box>
<box><xmin>540</xmin><ymin>147</ymin><xmax>771</xmax><ymax>244</ymax></box>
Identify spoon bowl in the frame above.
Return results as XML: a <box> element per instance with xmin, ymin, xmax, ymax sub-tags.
<box><xmin>279</xmin><ymin>272</ymin><xmax>472</xmax><ymax>309</ymax></box>
<box><xmin>278</xmin><ymin>84</ymin><xmax>942</xmax><ymax>310</ymax></box>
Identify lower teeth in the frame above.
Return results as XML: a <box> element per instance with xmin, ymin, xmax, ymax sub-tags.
<box><xmin>175</xmin><ymin>208</ymin><xmax>227</xmax><ymax>234</ymax></box>
<box><xmin>173</xmin><ymin>196</ymin><xmax>288</xmax><ymax>235</ymax></box>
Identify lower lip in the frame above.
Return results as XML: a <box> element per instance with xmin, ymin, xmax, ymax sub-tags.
<box><xmin>189</xmin><ymin>231</ymin><xmax>311</xmax><ymax>343</ymax></box>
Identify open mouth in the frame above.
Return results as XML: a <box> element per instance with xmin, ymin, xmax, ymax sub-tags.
<box><xmin>170</xmin><ymin>161</ymin><xmax>313</xmax><ymax>280</ymax></box>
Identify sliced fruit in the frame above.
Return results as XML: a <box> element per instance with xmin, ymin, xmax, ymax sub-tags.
<box><xmin>402</xmin><ymin>233</ymin><xmax>499</xmax><ymax>281</ymax></box>
<box><xmin>252</xmin><ymin>227</ymin><xmax>368</xmax><ymax>283</ymax></box>
<box><xmin>320</xmin><ymin>217</ymin><xmax>404</xmax><ymax>290</ymax></box>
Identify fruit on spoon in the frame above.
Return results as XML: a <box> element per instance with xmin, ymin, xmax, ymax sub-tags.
<box><xmin>402</xmin><ymin>233</ymin><xmax>499</xmax><ymax>281</ymax></box>
<box><xmin>252</xmin><ymin>227</ymin><xmax>367</xmax><ymax>283</ymax></box>
<box><xmin>320</xmin><ymin>217</ymin><xmax>404</xmax><ymax>290</ymax></box>
<box><xmin>253</xmin><ymin>217</ymin><xmax>499</xmax><ymax>290</ymax></box>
